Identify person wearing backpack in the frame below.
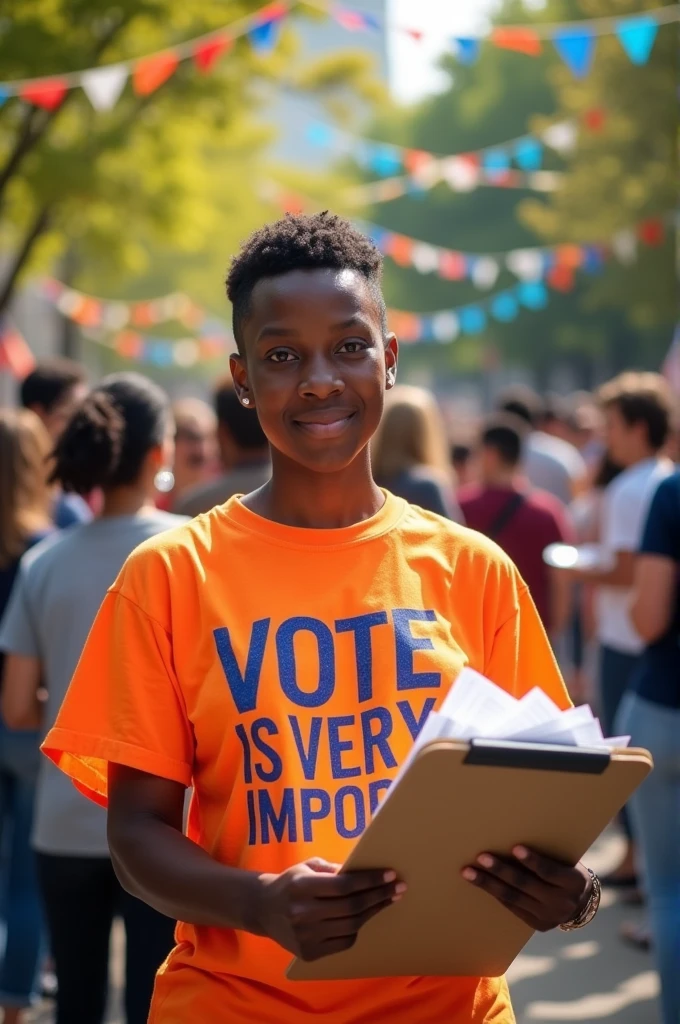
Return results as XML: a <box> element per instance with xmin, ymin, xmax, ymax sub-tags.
<box><xmin>459</xmin><ymin>413</ymin><xmax>574</xmax><ymax>638</ymax></box>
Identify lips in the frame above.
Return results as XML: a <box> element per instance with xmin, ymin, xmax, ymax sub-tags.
<box><xmin>292</xmin><ymin>409</ymin><xmax>357</xmax><ymax>439</ymax></box>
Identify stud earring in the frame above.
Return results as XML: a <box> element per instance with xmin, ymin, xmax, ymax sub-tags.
<box><xmin>242</xmin><ymin>396</ymin><xmax>250</xmax><ymax>406</ymax></box>
<box><xmin>154</xmin><ymin>468</ymin><xmax>175</xmax><ymax>494</ymax></box>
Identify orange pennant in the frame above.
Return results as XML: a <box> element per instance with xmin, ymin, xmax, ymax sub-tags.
<box><xmin>134</xmin><ymin>52</ymin><xmax>179</xmax><ymax>96</ymax></box>
<box><xmin>490</xmin><ymin>27</ymin><xmax>542</xmax><ymax>56</ymax></box>
<box><xmin>115</xmin><ymin>331</ymin><xmax>143</xmax><ymax>359</ymax></box>
<box><xmin>388</xmin><ymin>234</ymin><xmax>414</xmax><ymax>268</ymax></box>
<box><xmin>555</xmin><ymin>244</ymin><xmax>585</xmax><ymax>269</ymax></box>
<box><xmin>0</xmin><ymin>326</ymin><xmax>36</xmax><ymax>378</ymax></box>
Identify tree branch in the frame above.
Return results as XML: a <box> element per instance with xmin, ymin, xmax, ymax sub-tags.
<box><xmin>0</xmin><ymin>206</ymin><xmax>51</xmax><ymax>315</ymax></box>
<box><xmin>0</xmin><ymin>14</ymin><xmax>131</xmax><ymax>211</ymax></box>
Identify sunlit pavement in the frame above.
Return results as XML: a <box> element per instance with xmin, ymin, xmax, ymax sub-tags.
<box><xmin>28</xmin><ymin>829</ymin><xmax>658</xmax><ymax>1024</ymax></box>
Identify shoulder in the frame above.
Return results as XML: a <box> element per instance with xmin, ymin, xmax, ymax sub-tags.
<box><xmin>526</xmin><ymin>488</ymin><xmax>566</xmax><ymax>519</ymax></box>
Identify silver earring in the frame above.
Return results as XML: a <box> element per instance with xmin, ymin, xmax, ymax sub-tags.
<box><xmin>242</xmin><ymin>396</ymin><xmax>250</xmax><ymax>406</ymax></box>
<box><xmin>154</xmin><ymin>468</ymin><xmax>175</xmax><ymax>494</ymax></box>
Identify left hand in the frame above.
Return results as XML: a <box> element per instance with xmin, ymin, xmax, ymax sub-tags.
<box><xmin>462</xmin><ymin>845</ymin><xmax>591</xmax><ymax>932</ymax></box>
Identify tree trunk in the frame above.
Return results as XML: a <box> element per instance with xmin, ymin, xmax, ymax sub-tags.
<box><xmin>0</xmin><ymin>207</ymin><xmax>51</xmax><ymax>315</ymax></box>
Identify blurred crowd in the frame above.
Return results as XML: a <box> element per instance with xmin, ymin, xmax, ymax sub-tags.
<box><xmin>0</xmin><ymin>358</ymin><xmax>677</xmax><ymax>1023</ymax></box>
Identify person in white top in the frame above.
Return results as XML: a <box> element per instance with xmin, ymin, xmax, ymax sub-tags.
<box><xmin>562</xmin><ymin>371</ymin><xmax>674</xmax><ymax>886</ymax></box>
<box><xmin>497</xmin><ymin>388</ymin><xmax>587</xmax><ymax>506</ymax></box>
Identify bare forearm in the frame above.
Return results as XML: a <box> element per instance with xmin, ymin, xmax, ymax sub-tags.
<box><xmin>109</xmin><ymin>815</ymin><xmax>265</xmax><ymax>932</ymax></box>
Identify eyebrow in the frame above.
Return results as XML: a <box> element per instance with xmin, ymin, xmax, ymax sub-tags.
<box><xmin>256</xmin><ymin>314</ymin><xmax>371</xmax><ymax>343</ymax></box>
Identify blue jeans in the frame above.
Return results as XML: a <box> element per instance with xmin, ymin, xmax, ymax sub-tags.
<box><xmin>616</xmin><ymin>694</ymin><xmax>680</xmax><ymax>1024</ymax></box>
<box><xmin>0</xmin><ymin>724</ymin><xmax>42</xmax><ymax>1008</ymax></box>
<box><xmin>599</xmin><ymin>645</ymin><xmax>640</xmax><ymax>840</ymax></box>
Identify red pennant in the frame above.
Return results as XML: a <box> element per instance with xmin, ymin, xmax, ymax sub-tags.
<box><xmin>388</xmin><ymin>234</ymin><xmax>414</xmax><ymax>268</ymax></box>
<box><xmin>254</xmin><ymin>0</ymin><xmax>288</xmax><ymax>24</ymax></box>
<box><xmin>438</xmin><ymin>251</ymin><xmax>467</xmax><ymax>281</ymax></box>
<box><xmin>490</xmin><ymin>27</ymin><xmax>542</xmax><ymax>57</ymax></box>
<box><xmin>21</xmin><ymin>79</ymin><xmax>68</xmax><ymax>111</ymax></box>
<box><xmin>547</xmin><ymin>265</ymin><xmax>575</xmax><ymax>292</ymax></box>
<box><xmin>403</xmin><ymin>149</ymin><xmax>432</xmax><ymax>175</ymax></box>
<box><xmin>134</xmin><ymin>52</ymin><xmax>179</xmax><ymax>96</ymax></box>
<box><xmin>583</xmin><ymin>107</ymin><xmax>606</xmax><ymax>133</ymax></box>
<box><xmin>638</xmin><ymin>219</ymin><xmax>665</xmax><ymax>247</ymax></box>
<box><xmin>404</xmin><ymin>28</ymin><xmax>424</xmax><ymax>43</ymax></box>
<box><xmin>0</xmin><ymin>326</ymin><xmax>36</xmax><ymax>378</ymax></box>
<box><xmin>115</xmin><ymin>331</ymin><xmax>143</xmax><ymax>360</ymax></box>
<box><xmin>194</xmin><ymin>34</ymin><xmax>233</xmax><ymax>73</ymax></box>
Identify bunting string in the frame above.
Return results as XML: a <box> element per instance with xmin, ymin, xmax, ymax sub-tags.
<box><xmin>0</xmin><ymin>1</ymin><xmax>292</xmax><ymax>109</ymax></box>
<box><xmin>330</xmin><ymin>3</ymin><xmax>678</xmax><ymax>75</ymax></box>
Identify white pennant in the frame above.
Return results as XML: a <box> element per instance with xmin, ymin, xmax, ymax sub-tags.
<box><xmin>506</xmin><ymin>249</ymin><xmax>544</xmax><ymax>282</ymax></box>
<box><xmin>471</xmin><ymin>257</ymin><xmax>500</xmax><ymax>290</ymax></box>
<box><xmin>81</xmin><ymin>64</ymin><xmax>129</xmax><ymax>111</ymax></box>
<box><xmin>541</xmin><ymin>121</ymin><xmax>578</xmax><ymax>155</ymax></box>
<box><xmin>611</xmin><ymin>229</ymin><xmax>638</xmax><ymax>265</ymax></box>
<box><xmin>412</xmin><ymin>243</ymin><xmax>440</xmax><ymax>275</ymax></box>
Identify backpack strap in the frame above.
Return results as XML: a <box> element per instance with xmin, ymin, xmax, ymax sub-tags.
<box><xmin>487</xmin><ymin>492</ymin><xmax>526</xmax><ymax>540</ymax></box>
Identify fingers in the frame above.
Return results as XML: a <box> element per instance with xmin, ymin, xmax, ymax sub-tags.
<box><xmin>511</xmin><ymin>846</ymin><xmax>582</xmax><ymax>892</ymax></box>
<box><xmin>310</xmin><ymin>895</ymin><xmax>397</xmax><ymax>941</ymax></box>
<box><xmin>306</xmin><ymin>867</ymin><xmax>399</xmax><ymax>901</ymax></box>
<box><xmin>462</xmin><ymin>861</ymin><xmax>542</xmax><ymax>919</ymax></box>
<box><xmin>305</xmin><ymin>857</ymin><xmax>342</xmax><ymax>875</ymax></box>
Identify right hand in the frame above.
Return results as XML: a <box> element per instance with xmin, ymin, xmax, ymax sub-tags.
<box><xmin>255</xmin><ymin>857</ymin><xmax>405</xmax><ymax>961</ymax></box>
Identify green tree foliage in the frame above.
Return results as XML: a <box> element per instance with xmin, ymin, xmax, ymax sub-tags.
<box><xmin>0</xmin><ymin>0</ymin><xmax>381</xmax><ymax>317</ymax></box>
<box><xmin>357</xmin><ymin>0</ymin><xmax>675</xmax><ymax>384</ymax></box>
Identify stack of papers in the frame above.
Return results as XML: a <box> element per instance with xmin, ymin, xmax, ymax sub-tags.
<box><xmin>383</xmin><ymin>669</ymin><xmax>630</xmax><ymax>809</ymax></box>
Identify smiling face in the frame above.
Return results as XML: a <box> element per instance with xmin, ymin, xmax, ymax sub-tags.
<box><xmin>230</xmin><ymin>268</ymin><xmax>397</xmax><ymax>474</ymax></box>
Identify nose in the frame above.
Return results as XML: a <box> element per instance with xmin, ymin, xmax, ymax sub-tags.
<box><xmin>298</xmin><ymin>353</ymin><xmax>345</xmax><ymax>401</ymax></box>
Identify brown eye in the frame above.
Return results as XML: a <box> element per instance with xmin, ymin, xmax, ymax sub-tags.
<box><xmin>338</xmin><ymin>339</ymin><xmax>368</xmax><ymax>354</ymax></box>
<box><xmin>268</xmin><ymin>350</ymin><xmax>296</xmax><ymax>363</ymax></box>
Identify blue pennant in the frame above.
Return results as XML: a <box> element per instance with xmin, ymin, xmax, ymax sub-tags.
<box><xmin>514</xmin><ymin>137</ymin><xmax>543</xmax><ymax>172</ymax></box>
<box><xmin>491</xmin><ymin>292</ymin><xmax>520</xmax><ymax>323</ymax></box>
<box><xmin>453</xmin><ymin>38</ymin><xmax>480</xmax><ymax>65</ymax></box>
<box><xmin>369</xmin><ymin>144</ymin><xmax>403</xmax><ymax>177</ymax></box>
<box><xmin>459</xmin><ymin>306</ymin><xmax>487</xmax><ymax>334</ymax></box>
<box><xmin>305</xmin><ymin>122</ymin><xmax>334</xmax><ymax>147</ymax></box>
<box><xmin>250</xmin><ymin>18</ymin><xmax>282</xmax><ymax>54</ymax></box>
<box><xmin>616</xmin><ymin>16</ymin><xmax>658</xmax><ymax>66</ymax></box>
<box><xmin>553</xmin><ymin>29</ymin><xmax>596</xmax><ymax>78</ymax></box>
<box><xmin>517</xmin><ymin>281</ymin><xmax>549</xmax><ymax>310</ymax></box>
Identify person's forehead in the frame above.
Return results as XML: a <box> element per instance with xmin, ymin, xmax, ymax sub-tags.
<box><xmin>248</xmin><ymin>267</ymin><xmax>378</xmax><ymax>321</ymax></box>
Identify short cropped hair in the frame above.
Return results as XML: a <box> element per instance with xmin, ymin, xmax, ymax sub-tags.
<box><xmin>20</xmin><ymin>359</ymin><xmax>86</xmax><ymax>413</ymax></box>
<box><xmin>225</xmin><ymin>212</ymin><xmax>387</xmax><ymax>352</ymax></box>
<box><xmin>481</xmin><ymin>413</ymin><xmax>529</xmax><ymax>468</ymax></box>
<box><xmin>214</xmin><ymin>377</ymin><xmax>267</xmax><ymax>451</ymax></box>
<box><xmin>496</xmin><ymin>386</ymin><xmax>544</xmax><ymax>429</ymax></box>
<box><xmin>598</xmin><ymin>371</ymin><xmax>672</xmax><ymax>451</ymax></box>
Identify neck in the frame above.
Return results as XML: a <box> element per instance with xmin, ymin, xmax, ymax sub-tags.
<box><xmin>244</xmin><ymin>447</ymin><xmax>383</xmax><ymax>529</ymax></box>
<box><xmin>622</xmin><ymin>445</ymin><xmax>657</xmax><ymax>468</ymax></box>
<box><xmin>230</xmin><ymin>448</ymin><xmax>269</xmax><ymax>469</ymax></box>
<box><xmin>101</xmin><ymin>484</ymin><xmax>155</xmax><ymax>519</ymax></box>
<box><xmin>481</xmin><ymin>467</ymin><xmax>518</xmax><ymax>489</ymax></box>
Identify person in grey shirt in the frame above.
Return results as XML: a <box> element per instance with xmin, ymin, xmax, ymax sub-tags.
<box><xmin>174</xmin><ymin>376</ymin><xmax>270</xmax><ymax>517</ymax></box>
<box><xmin>0</xmin><ymin>373</ymin><xmax>185</xmax><ymax>1024</ymax></box>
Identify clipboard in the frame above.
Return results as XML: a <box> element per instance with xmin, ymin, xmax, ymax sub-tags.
<box><xmin>288</xmin><ymin>738</ymin><xmax>652</xmax><ymax>981</ymax></box>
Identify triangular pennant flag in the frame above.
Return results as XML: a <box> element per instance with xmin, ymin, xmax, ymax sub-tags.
<box><xmin>249</xmin><ymin>18</ymin><xmax>282</xmax><ymax>54</ymax></box>
<box><xmin>491</xmin><ymin>292</ymin><xmax>519</xmax><ymax>323</ymax></box>
<box><xmin>0</xmin><ymin>87</ymin><xmax>10</xmax><ymax>106</ymax></box>
<box><xmin>0</xmin><ymin>322</ymin><xmax>36</xmax><ymax>378</ymax></box>
<box><xmin>552</xmin><ymin>29</ymin><xmax>596</xmax><ymax>78</ymax></box>
<box><xmin>459</xmin><ymin>306</ymin><xmax>486</xmax><ymax>334</ymax></box>
<box><xmin>542</xmin><ymin>120</ymin><xmax>577</xmax><ymax>154</ymax></box>
<box><xmin>490</xmin><ymin>27</ymin><xmax>542</xmax><ymax>56</ymax></box>
<box><xmin>133</xmin><ymin>52</ymin><xmax>179</xmax><ymax>96</ymax></box>
<box><xmin>453</xmin><ymin>38</ymin><xmax>480</xmax><ymax>65</ymax></box>
<box><xmin>514</xmin><ymin>137</ymin><xmax>543</xmax><ymax>171</ymax></box>
<box><xmin>81</xmin><ymin>64</ymin><xmax>128</xmax><ymax>111</ymax></box>
<box><xmin>404</xmin><ymin>28</ymin><xmax>424</xmax><ymax>43</ymax></box>
<box><xmin>194</xmin><ymin>34</ymin><xmax>233</xmax><ymax>73</ymax></box>
<box><xmin>431</xmin><ymin>312</ymin><xmax>460</xmax><ymax>343</ymax></box>
<box><xmin>616</xmin><ymin>16</ymin><xmax>658</xmax><ymax>66</ymax></box>
<box><xmin>21</xmin><ymin>78</ymin><xmax>68</xmax><ymax>111</ymax></box>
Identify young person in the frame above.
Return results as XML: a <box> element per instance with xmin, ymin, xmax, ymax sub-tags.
<box><xmin>156</xmin><ymin>398</ymin><xmax>218</xmax><ymax>512</ymax></box>
<box><xmin>20</xmin><ymin>359</ymin><xmax>92</xmax><ymax>528</ymax></box>
<box><xmin>372</xmin><ymin>384</ymin><xmax>463</xmax><ymax>520</ymax></box>
<box><xmin>41</xmin><ymin>214</ymin><xmax>598</xmax><ymax>1024</ymax></box>
<box><xmin>0</xmin><ymin>373</ymin><xmax>185</xmax><ymax>1024</ymax></box>
<box><xmin>563</xmin><ymin>372</ymin><xmax>673</xmax><ymax>886</ymax></box>
<box><xmin>0</xmin><ymin>409</ymin><xmax>54</xmax><ymax>1024</ymax></box>
<box><xmin>459</xmin><ymin>414</ymin><xmax>574</xmax><ymax>637</ymax></box>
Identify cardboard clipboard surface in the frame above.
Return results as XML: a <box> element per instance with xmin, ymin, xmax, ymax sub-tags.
<box><xmin>288</xmin><ymin>739</ymin><xmax>652</xmax><ymax>982</ymax></box>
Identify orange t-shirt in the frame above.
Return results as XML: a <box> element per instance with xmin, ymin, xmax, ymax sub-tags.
<box><xmin>43</xmin><ymin>492</ymin><xmax>569</xmax><ymax>1024</ymax></box>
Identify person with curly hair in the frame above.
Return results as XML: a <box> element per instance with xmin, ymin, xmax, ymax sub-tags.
<box><xmin>40</xmin><ymin>214</ymin><xmax>598</xmax><ymax>1023</ymax></box>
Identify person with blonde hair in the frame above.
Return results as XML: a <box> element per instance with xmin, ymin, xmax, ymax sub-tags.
<box><xmin>372</xmin><ymin>384</ymin><xmax>463</xmax><ymax>520</ymax></box>
<box><xmin>0</xmin><ymin>408</ymin><xmax>54</xmax><ymax>1024</ymax></box>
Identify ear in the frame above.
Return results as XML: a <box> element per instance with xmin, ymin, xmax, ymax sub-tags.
<box><xmin>230</xmin><ymin>354</ymin><xmax>251</xmax><ymax>406</ymax></box>
<box><xmin>384</xmin><ymin>334</ymin><xmax>398</xmax><ymax>390</ymax></box>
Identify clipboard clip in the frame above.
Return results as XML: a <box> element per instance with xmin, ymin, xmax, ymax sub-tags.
<box><xmin>464</xmin><ymin>738</ymin><xmax>610</xmax><ymax>775</ymax></box>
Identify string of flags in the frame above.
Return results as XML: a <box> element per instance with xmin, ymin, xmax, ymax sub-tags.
<box><xmin>332</xmin><ymin>4</ymin><xmax>678</xmax><ymax>76</ymax></box>
<box><xmin>0</xmin><ymin>0</ymin><xmax>292</xmax><ymax>111</ymax></box>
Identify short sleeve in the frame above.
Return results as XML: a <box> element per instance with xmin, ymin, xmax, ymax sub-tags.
<box><xmin>484</xmin><ymin>585</ymin><xmax>571</xmax><ymax>710</ymax></box>
<box><xmin>640</xmin><ymin>476</ymin><xmax>680</xmax><ymax>561</ymax></box>
<box><xmin>0</xmin><ymin>564</ymin><xmax>41</xmax><ymax>658</ymax></box>
<box><xmin>604</xmin><ymin>483</ymin><xmax>646</xmax><ymax>552</ymax></box>
<box><xmin>42</xmin><ymin>587</ymin><xmax>194</xmax><ymax>806</ymax></box>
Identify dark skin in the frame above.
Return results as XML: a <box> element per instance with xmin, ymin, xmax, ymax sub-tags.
<box><xmin>108</xmin><ymin>267</ymin><xmax>591</xmax><ymax>964</ymax></box>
